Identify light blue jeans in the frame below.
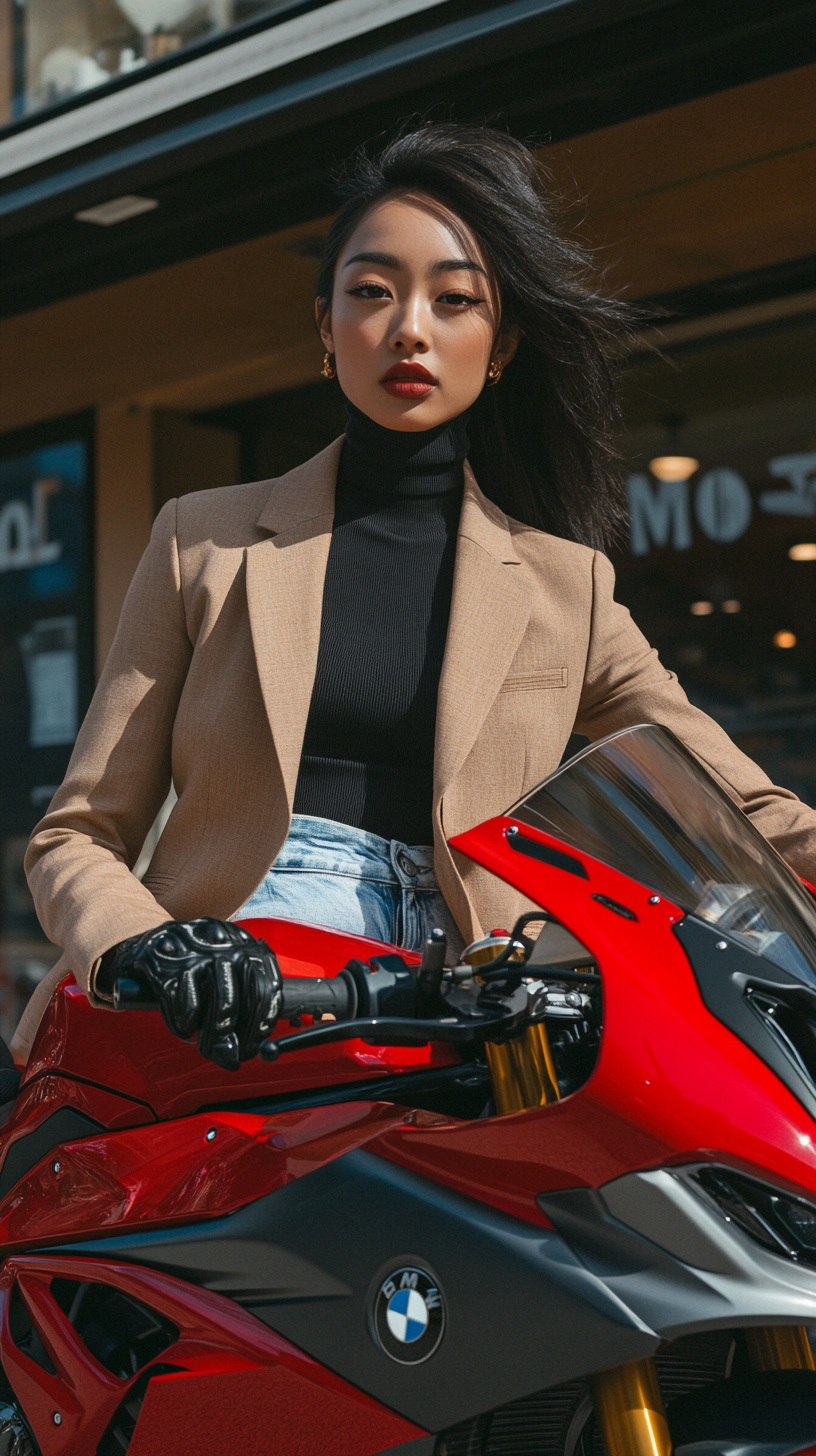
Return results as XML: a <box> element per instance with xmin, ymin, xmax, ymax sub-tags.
<box><xmin>233</xmin><ymin>814</ymin><xmax>464</xmax><ymax>962</ymax></box>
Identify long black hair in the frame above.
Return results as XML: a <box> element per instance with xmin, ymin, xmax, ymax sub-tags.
<box><xmin>316</xmin><ymin>122</ymin><xmax>636</xmax><ymax>551</ymax></box>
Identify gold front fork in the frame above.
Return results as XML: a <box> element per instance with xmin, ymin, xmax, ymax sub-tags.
<box><xmin>485</xmin><ymin>1023</ymin><xmax>560</xmax><ymax>1113</ymax></box>
<box><xmin>478</xmin><ymin>944</ymin><xmax>671</xmax><ymax>1455</ymax></box>
<box><xmin>483</xmin><ymin>1025</ymin><xmax>670</xmax><ymax>1456</ymax></box>
<box><xmin>484</xmin><ymin>1028</ymin><xmax>671</xmax><ymax>1455</ymax></box>
<box><xmin>582</xmin><ymin>1326</ymin><xmax>814</xmax><ymax>1456</ymax></box>
<box><xmin>746</xmin><ymin>1324</ymin><xmax>815</xmax><ymax>1371</ymax></box>
<box><xmin>589</xmin><ymin>1360</ymin><xmax>672</xmax><ymax>1456</ymax></box>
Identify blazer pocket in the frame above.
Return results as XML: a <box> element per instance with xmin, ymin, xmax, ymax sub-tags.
<box><xmin>501</xmin><ymin>668</ymin><xmax>569</xmax><ymax>692</ymax></box>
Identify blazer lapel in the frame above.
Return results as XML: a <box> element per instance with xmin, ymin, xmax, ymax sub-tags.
<box><xmin>246</xmin><ymin>444</ymin><xmax>530</xmax><ymax>825</ymax></box>
<box><xmin>435</xmin><ymin>466</ymin><xmax>531</xmax><ymax>799</ymax></box>
<box><xmin>245</xmin><ymin>438</ymin><xmax>342</xmax><ymax>809</ymax></box>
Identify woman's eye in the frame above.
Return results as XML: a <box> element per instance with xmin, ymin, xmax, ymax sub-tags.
<box><xmin>347</xmin><ymin>282</ymin><xmax>390</xmax><ymax>299</ymax></box>
<box><xmin>438</xmin><ymin>291</ymin><xmax>483</xmax><ymax>308</ymax></box>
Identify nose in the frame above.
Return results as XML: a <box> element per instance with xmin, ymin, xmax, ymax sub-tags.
<box><xmin>389</xmin><ymin>294</ymin><xmax>429</xmax><ymax>353</ymax></box>
<box><xmin>390</xmin><ymin>327</ymin><xmax>428</xmax><ymax>354</ymax></box>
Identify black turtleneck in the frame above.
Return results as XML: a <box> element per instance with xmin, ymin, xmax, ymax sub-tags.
<box><xmin>292</xmin><ymin>403</ymin><xmax>469</xmax><ymax>845</ymax></box>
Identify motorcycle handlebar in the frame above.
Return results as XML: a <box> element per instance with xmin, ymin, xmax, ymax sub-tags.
<box><xmin>113</xmin><ymin>935</ymin><xmax>445</xmax><ymax>1032</ymax></box>
<box><xmin>280</xmin><ymin>969</ymin><xmax>358</xmax><ymax>1022</ymax></box>
<box><xmin>112</xmin><ymin>977</ymin><xmax>159</xmax><ymax>1010</ymax></box>
<box><xmin>112</xmin><ymin>968</ymin><xmax>359</xmax><ymax>1021</ymax></box>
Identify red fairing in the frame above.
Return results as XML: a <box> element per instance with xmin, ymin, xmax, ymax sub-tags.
<box><xmin>0</xmin><ymin>1073</ymin><xmax>153</xmax><ymax>1195</ymax></box>
<box><xmin>22</xmin><ymin>917</ymin><xmax>457</xmax><ymax>1121</ymax></box>
<box><xmin>0</xmin><ymin>1074</ymin><xmax>156</xmax><ymax>1235</ymax></box>
<box><xmin>0</xmin><ymin>1255</ymin><xmax>425</xmax><ymax>1456</ymax></box>
<box><xmin>0</xmin><ymin>1102</ymin><xmax>419</xmax><ymax>1255</ymax></box>
<box><xmin>372</xmin><ymin>816</ymin><xmax>816</xmax><ymax>1225</ymax></box>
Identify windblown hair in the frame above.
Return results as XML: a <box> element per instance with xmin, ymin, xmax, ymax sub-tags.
<box><xmin>316</xmin><ymin>122</ymin><xmax>636</xmax><ymax>551</ymax></box>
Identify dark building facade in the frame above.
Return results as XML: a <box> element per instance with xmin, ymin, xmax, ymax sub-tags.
<box><xmin>0</xmin><ymin>0</ymin><xmax>814</xmax><ymax>1035</ymax></box>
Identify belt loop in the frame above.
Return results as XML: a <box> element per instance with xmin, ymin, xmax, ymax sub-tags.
<box><xmin>392</xmin><ymin>842</ymin><xmax>419</xmax><ymax>883</ymax></box>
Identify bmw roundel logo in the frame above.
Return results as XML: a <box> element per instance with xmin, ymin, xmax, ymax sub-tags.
<box><xmin>373</xmin><ymin>1266</ymin><xmax>445</xmax><ymax>1364</ymax></box>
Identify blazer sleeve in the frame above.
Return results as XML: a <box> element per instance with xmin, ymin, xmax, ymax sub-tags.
<box><xmin>25</xmin><ymin>498</ymin><xmax>193</xmax><ymax>1001</ymax></box>
<box><xmin>574</xmin><ymin>550</ymin><xmax>816</xmax><ymax>882</ymax></box>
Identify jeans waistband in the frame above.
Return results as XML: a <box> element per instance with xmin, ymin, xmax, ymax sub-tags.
<box><xmin>273</xmin><ymin>814</ymin><xmax>437</xmax><ymax>888</ymax></box>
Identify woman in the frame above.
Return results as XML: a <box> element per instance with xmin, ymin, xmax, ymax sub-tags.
<box><xmin>21</xmin><ymin>123</ymin><xmax>816</xmax><ymax>1070</ymax></box>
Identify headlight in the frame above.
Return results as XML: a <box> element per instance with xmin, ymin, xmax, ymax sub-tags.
<box><xmin>694</xmin><ymin>1165</ymin><xmax>816</xmax><ymax>1266</ymax></box>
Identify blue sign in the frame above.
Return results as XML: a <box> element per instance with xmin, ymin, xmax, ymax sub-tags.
<box><xmin>0</xmin><ymin>427</ymin><xmax>92</xmax><ymax>843</ymax></box>
<box><xmin>0</xmin><ymin>441</ymin><xmax>86</xmax><ymax>607</ymax></box>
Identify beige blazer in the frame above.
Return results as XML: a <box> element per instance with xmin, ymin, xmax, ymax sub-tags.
<box><xmin>21</xmin><ymin>438</ymin><xmax>816</xmax><ymax>1055</ymax></box>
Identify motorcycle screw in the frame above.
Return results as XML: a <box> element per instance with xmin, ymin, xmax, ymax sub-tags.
<box><xmin>648</xmin><ymin>895</ymin><xmax>661</xmax><ymax>904</ymax></box>
<box><xmin>205</xmin><ymin>1128</ymin><xmax>217</xmax><ymax>1142</ymax></box>
<box><xmin>53</xmin><ymin>1414</ymin><xmax>62</xmax><ymax>1426</ymax></box>
<box><xmin>53</xmin><ymin>1161</ymin><xmax>60</xmax><ymax>1174</ymax></box>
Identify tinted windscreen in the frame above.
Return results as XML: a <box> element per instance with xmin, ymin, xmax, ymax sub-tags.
<box><xmin>509</xmin><ymin>724</ymin><xmax>816</xmax><ymax>985</ymax></box>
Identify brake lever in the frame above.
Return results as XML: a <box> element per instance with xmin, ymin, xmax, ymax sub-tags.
<box><xmin>259</xmin><ymin>1005</ymin><xmax>523</xmax><ymax>1062</ymax></box>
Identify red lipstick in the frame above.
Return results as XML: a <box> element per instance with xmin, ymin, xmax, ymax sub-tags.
<box><xmin>380</xmin><ymin>361</ymin><xmax>436</xmax><ymax>398</ymax></box>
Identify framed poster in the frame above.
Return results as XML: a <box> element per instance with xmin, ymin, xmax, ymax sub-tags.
<box><xmin>0</xmin><ymin>412</ymin><xmax>94</xmax><ymax>1038</ymax></box>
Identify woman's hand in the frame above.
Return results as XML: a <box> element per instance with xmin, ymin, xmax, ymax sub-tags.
<box><xmin>97</xmin><ymin>918</ymin><xmax>282</xmax><ymax>1071</ymax></box>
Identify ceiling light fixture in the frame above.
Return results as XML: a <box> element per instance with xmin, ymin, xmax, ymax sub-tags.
<box><xmin>774</xmin><ymin>631</ymin><xmax>797</xmax><ymax>649</ymax></box>
<box><xmin>690</xmin><ymin>601</ymin><xmax>714</xmax><ymax>616</ymax></box>
<box><xmin>789</xmin><ymin>543</ymin><xmax>816</xmax><ymax>561</ymax></box>
<box><xmin>649</xmin><ymin>455</ymin><xmax>700</xmax><ymax>483</ymax></box>
<box><xmin>721</xmin><ymin>599</ymin><xmax>741</xmax><ymax>613</ymax></box>
<box><xmin>75</xmin><ymin>195</ymin><xmax>158</xmax><ymax>226</ymax></box>
<box><xmin>649</xmin><ymin>414</ymin><xmax>699</xmax><ymax>484</ymax></box>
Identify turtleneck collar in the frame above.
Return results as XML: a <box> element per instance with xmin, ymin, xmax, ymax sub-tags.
<box><xmin>340</xmin><ymin>401</ymin><xmax>469</xmax><ymax>498</ymax></box>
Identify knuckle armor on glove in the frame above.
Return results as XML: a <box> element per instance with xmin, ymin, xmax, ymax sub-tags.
<box><xmin>107</xmin><ymin>918</ymin><xmax>282</xmax><ymax>1072</ymax></box>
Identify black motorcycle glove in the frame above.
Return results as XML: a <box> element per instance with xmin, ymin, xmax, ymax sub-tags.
<box><xmin>97</xmin><ymin>918</ymin><xmax>283</xmax><ymax>1072</ymax></box>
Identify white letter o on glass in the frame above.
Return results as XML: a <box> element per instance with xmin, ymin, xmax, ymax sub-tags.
<box><xmin>695</xmin><ymin>468</ymin><xmax>752</xmax><ymax>543</ymax></box>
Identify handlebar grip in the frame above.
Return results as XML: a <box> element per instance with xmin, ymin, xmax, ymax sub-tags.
<box><xmin>113</xmin><ymin>970</ymin><xmax>358</xmax><ymax>1022</ymax></box>
<box><xmin>280</xmin><ymin>969</ymin><xmax>357</xmax><ymax>1023</ymax></box>
<box><xmin>113</xmin><ymin>977</ymin><xmax>160</xmax><ymax>1010</ymax></box>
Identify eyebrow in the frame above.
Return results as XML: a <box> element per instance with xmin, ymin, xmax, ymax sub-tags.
<box><xmin>344</xmin><ymin>250</ymin><xmax>487</xmax><ymax>277</ymax></box>
<box><xmin>344</xmin><ymin>251</ymin><xmax>400</xmax><ymax>269</ymax></box>
<box><xmin>432</xmin><ymin>258</ymin><xmax>487</xmax><ymax>276</ymax></box>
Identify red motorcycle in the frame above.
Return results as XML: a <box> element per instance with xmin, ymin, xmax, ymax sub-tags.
<box><xmin>1</xmin><ymin>723</ymin><xmax>816</xmax><ymax>1456</ymax></box>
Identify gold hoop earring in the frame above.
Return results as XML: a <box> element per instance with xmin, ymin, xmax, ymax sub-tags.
<box><xmin>487</xmin><ymin>359</ymin><xmax>503</xmax><ymax>386</ymax></box>
<box><xmin>321</xmin><ymin>352</ymin><xmax>336</xmax><ymax>380</ymax></box>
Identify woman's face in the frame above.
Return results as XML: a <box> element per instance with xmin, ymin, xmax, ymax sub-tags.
<box><xmin>318</xmin><ymin>193</ymin><xmax>519</xmax><ymax>431</ymax></box>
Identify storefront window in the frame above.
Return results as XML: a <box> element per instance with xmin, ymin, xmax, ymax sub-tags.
<box><xmin>0</xmin><ymin>416</ymin><xmax>94</xmax><ymax>1042</ymax></box>
<box><xmin>1</xmin><ymin>0</ymin><xmax>293</xmax><ymax>126</ymax></box>
<box><xmin>615</xmin><ymin>312</ymin><xmax>816</xmax><ymax>807</ymax></box>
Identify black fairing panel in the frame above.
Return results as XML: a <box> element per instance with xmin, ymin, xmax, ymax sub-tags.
<box><xmin>0</xmin><ymin>1109</ymin><xmax>105</xmax><ymax>1200</ymax></box>
<box><xmin>673</xmin><ymin>915</ymin><xmax>816</xmax><ymax>1120</ymax></box>
<box><xmin>44</xmin><ymin>1149</ymin><xmax>658</xmax><ymax>1431</ymax></box>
